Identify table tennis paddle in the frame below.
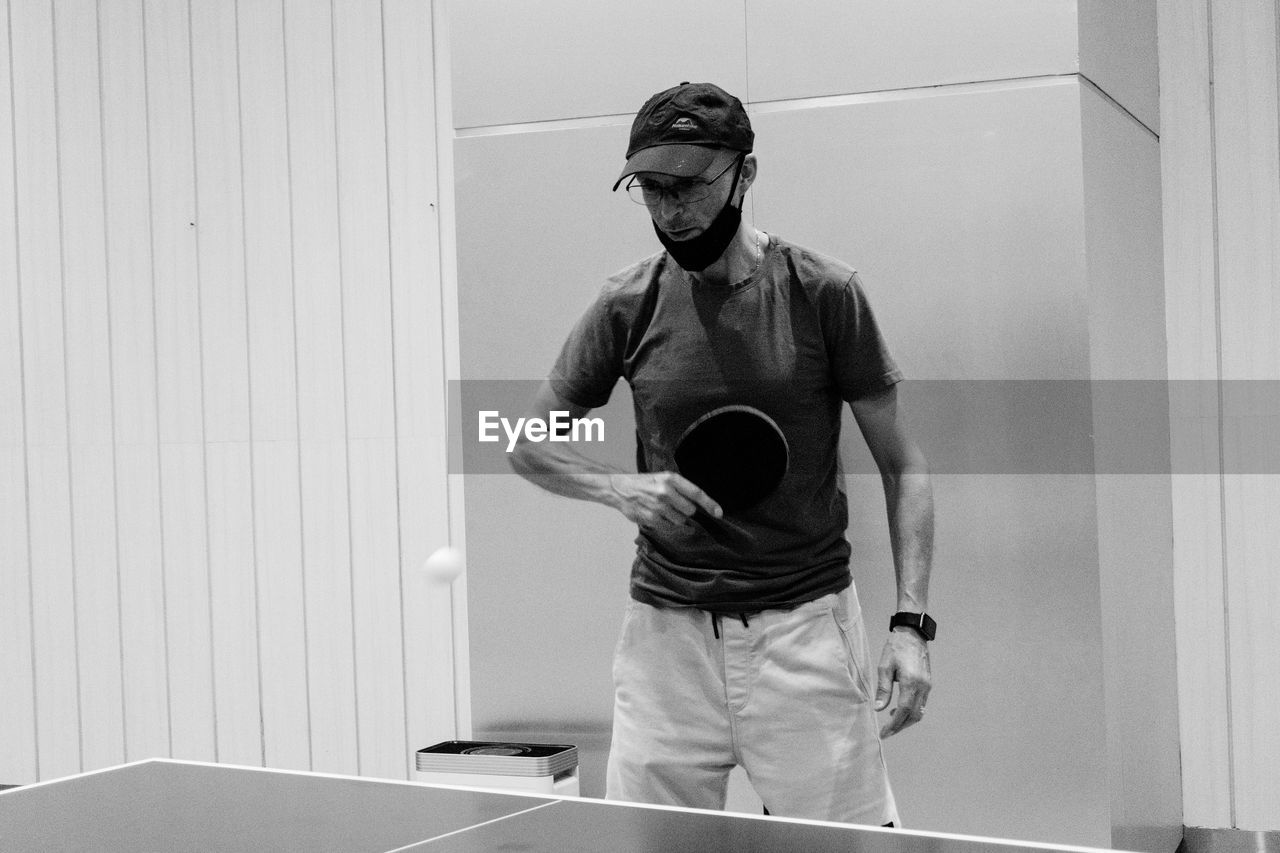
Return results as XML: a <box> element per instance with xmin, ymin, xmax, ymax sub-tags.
<box><xmin>674</xmin><ymin>405</ymin><xmax>789</xmax><ymax>541</ymax></box>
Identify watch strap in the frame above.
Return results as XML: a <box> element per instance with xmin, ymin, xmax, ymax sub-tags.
<box><xmin>890</xmin><ymin>611</ymin><xmax>936</xmax><ymax>641</ymax></box>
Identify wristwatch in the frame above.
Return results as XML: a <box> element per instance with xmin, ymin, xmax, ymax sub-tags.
<box><xmin>890</xmin><ymin>611</ymin><xmax>936</xmax><ymax>642</ymax></box>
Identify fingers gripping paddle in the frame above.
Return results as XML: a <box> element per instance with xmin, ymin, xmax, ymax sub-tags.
<box><xmin>674</xmin><ymin>405</ymin><xmax>789</xmax><ymax>541</ymax></box>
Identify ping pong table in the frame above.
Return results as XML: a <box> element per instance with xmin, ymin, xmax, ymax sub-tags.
<box><xmin>0</xmin><ymin>759</ymin><xmax>1127</xmax><ymax>852</ymax></box>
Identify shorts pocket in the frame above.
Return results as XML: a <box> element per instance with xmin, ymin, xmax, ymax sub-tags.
<box><xmin>611</xmin><ymin>599</ymin><xmax>639</xmax><ymax>684</ymax></box>
<box><xmin>830</xmin><ymin>599</ymin><xmax>874</xmax><ymax>703</ymax></box>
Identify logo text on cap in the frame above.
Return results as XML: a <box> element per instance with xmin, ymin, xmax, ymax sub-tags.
<box><xmin>671</xmin><ymin>117</ymin><xmax>697</xmax><ymax>132</ymax></box>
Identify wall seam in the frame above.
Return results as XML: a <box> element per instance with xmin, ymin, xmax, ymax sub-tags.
<box><xmin>230</xmin><ymin>0</ymin><xmax>268</xmax><ymax>767</ymax></box>
<box><xmin>1205</xmin><ymin>0</ymin><xmax>1236</xmax><ymax>828</ymax></box>
<box><xmin>377</xmin><ymin>0</ymin><xmax>413</xmax><ymax>780</ymax></box>
<box><xmin>9</xmin><ymin>0</ymin><xmax>39</xmax><ymax>781</ymax></box>
<box><xmin>453</xmin><ymin>74</ymin><xmax>1084</xmax><ymax>138</ymax></box>
<box><xmin>428</xmin><ymin>0</ymin><xmax>468</xmax><ymax>739</ymax></box>
<box><xmin>48</xmin><ymin>0</ymin><xmax>87</xmax><ymax>775</ymax></box>
<box><xmin>94</xmin><ymin>0</ymin><xmax>127</xmax><ymax>772</ymax></box>
<box><xmin>327</xmin><ymin>0</ymin><xmax>362</xmax><ymax>775</ymax></box>
<box><xmin>139</xmin><ymin>0</ymin><xmax>176</xmax><ymax>764</ymax></box>
<box><xmin>1078</xmin><ymin>73</ymin><xmax>1159</xmax><ymax>139</ymax></box>
<box><xmin>184</xmin><ymin>0</ymin><xmax>221</xmax><ymax>766</ymax></box>
<box><xmin>278</xmin><ymin>0</ymin><xmax>316</xmax><ymax>774</ymax></box>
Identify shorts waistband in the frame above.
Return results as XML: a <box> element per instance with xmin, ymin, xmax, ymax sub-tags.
<box><xmin>696</xmin><ymin>594</ymin><xmax>837</xmax><ymax>639</ymax></box>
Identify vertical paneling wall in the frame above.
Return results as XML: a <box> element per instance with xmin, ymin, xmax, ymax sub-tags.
<box><xmin>0</xmin><ymin>0</ymin><xmax>457</xmax><ymax>784</ymax></box>
<box><xmin>1160</xmin><ymin>0</ymin><xmax>1280</xmax><ymax>832</ymax></box>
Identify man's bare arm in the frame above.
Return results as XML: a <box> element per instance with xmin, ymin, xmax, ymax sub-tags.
<box><xmin>850</xmin><ymin>383</ymin><xmax>934</xmax><ymax>737</ymax></box>
<box><xmin>509</xmin><ymin>379</ymin><xmax>722</xmax><ymax>531</ymax></box>
<box><xmin>851</xmin><ymin>384</ymin><xmax>933</xmax><ymax>613</ymax></box>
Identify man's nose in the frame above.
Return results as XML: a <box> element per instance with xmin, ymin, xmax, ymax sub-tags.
<box><xmin>655</xmin><ymin>192</ymin><xmax>684</xmax><ymax>220</ymax></box>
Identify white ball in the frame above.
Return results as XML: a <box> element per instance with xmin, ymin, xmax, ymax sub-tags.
<box><xmin>423</xmin><ymin>546</ymin><xmax>465</xmax><ymax>583</ymax></box>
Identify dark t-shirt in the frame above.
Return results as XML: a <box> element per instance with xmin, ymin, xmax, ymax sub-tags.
<box><xmin>550</xmin><ymin>236</ymin><xmax>901</xmax><ymax>611</ymax></box>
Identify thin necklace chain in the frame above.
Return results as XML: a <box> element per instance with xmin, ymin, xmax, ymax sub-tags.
<box><xmin>749</xmin><ymin>228</ymin><xmax>764</xmax><ymax>275</ymax></box>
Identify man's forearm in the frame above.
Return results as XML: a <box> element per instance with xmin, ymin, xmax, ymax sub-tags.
<box><xmin>510</xmin><ymin>439</ymin><xmax>624</xmax><ymax>510</ymax></box>
<box><xmin>883</xmin><ymin>464</ymin><xmax>934</xmax><ymax>612</ymax></box>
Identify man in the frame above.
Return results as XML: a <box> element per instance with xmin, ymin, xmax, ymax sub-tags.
<box><xmin>510</xmin><ymin>82</ymin><xmax>934</xmax><ymax>827</ymax></box>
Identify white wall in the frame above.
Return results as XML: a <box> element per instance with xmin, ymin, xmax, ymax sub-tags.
<box><xmin>0</xmin><ymin>0</ymin><xmax>456</xmax><ymax>783</ymax></box>
<box><xmin>1160</xmin><ymin>0</ymin><xmax>1280</xmax><ymax>833</ymax></box>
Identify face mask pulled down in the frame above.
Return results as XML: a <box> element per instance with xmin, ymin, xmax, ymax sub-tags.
<box><xmin>651</xmin><ymin>158</ymin><xmax>746</xmax><ymax>273</ymax></box>
<box><xmin>653</xmin><ymin>201</ymin><xmax>743</xmax><ymax>272</ymax></box>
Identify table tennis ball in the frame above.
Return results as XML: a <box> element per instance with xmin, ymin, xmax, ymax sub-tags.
<box><xmin>422</xmin><ymin>546</ymin><xmax>465</xmax><ymax>583</ymax></box>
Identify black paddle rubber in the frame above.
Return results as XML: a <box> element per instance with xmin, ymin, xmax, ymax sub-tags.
<box><xmin>673</xmin><ymin>405</ymin><xmax>789</xmax><ymax>514</ymax></box>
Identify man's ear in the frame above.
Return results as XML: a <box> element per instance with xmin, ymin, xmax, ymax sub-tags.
<box><xmin>737</xmin><ymin>153</ymin><xmax>758</xmax><ymax>203</ymax></box>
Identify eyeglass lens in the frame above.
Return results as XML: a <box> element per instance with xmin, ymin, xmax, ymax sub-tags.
<box><xmin>625</xmin><ymin>155</ymin><xmax>742</xmax><ymax>206</ymax></box>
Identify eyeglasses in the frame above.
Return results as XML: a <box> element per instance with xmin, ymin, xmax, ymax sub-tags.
<box><xmin>624</xmin><ymin>156</ymin><xmax>742</xmax><ymax>206</ymax></box>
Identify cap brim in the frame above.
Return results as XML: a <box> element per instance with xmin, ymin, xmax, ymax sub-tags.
<box><xmin>611</xmin><ymin>145</ymin><xmax>735</xmax><ymax>191</ymax></box>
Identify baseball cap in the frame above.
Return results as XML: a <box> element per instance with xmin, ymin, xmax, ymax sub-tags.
<box><xmin>612</xmin><ymin>82</ymin><xmax>754</xmax><ymax>190</ymax></box>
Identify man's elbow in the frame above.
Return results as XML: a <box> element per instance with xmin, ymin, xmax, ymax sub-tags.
<box><xmin>879</xmin><ymin>444</ymin><xmax>930</xmax><ymax>485</ymax></box>
<box><xmin>508</xmin><ymin>437</ymin><xmax>537</xmax><ymax>478</ymax></box>
<box><xmin>903</xmin><ymin>446</ymin><xmax>930</xmax><ymax>476</ymax></box>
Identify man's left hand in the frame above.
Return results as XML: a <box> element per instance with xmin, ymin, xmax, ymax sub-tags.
<box><xmin>874</xmin><ymin>629</ymin><xmax>932</xmax><ymax>738</ymax></box>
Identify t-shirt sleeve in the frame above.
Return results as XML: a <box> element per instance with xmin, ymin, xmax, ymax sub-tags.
<box><xmin>548</xmin><ymin>287</ymin><xmax>624</xmax><ymax>409</ymax></box>
<box><xmin>826</xmin><ymin>271</ymin><xmax>903</xmax><ymax>402</ymax></box>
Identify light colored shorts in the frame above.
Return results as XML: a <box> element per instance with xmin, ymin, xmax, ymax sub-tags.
<box><xmin>605</xmin><ymin>584</ymin><xmax>899</xmax><ymax>826</ymax></box>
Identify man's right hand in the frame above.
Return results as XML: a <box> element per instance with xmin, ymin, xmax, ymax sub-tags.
<box><xmin>509</xmin><ymin>381</ymin><xmax>724</xmax><ymax>529</ymax></box>
<box><xmin>607</xmin><ymin>472</ymin><xmax>722</xmax><ymax>532</ymax></box>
